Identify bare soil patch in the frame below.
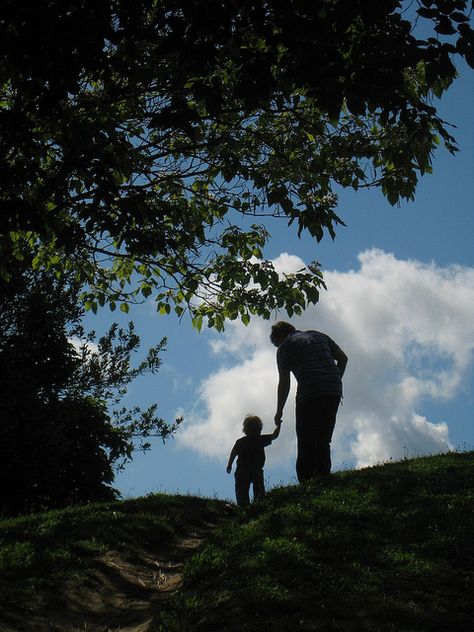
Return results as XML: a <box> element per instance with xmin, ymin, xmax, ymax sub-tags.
<box><xmin>0</xmin><ymin>524</ymin><xmax>215</xmax><ymax>632</ymax></box>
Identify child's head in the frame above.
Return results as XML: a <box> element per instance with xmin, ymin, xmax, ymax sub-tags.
<box><xmin>243</xmin><ymin>415</ymin><xmax>263</xmax><ymax>436</ymax></box>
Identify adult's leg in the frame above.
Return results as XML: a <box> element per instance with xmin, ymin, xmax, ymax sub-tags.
<box><xmin>295</xmin><ymin>396</ymin><xmax>340</xmax><ymax>481</ymax></box>
<box><xmin>295</xmin><ymin>400</ymin><xmax>318</xmax><ymax>482</ymax></box>
<box><xmin>252</xmin><ymin>469</ymin><xmax>266</xmax><ymax>502</ymax></box>
<box><xmin>314</xmin><ymin>396</ymin><xmax>340</xmax><ymax>476</ymax></box>
<box><xmin>234</xmin><ymin>470</ymin><xmax>251</xmax><ymax>506</ymax></box>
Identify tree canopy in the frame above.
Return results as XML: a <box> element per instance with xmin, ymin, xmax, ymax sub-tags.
<box><xmin>1</xmin><ymin>0</ymin><xmax>472</xmax><ymax>329</ymax></box>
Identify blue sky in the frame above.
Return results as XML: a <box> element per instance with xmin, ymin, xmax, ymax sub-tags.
<box><xmin>84</xmin><ymin>61</ymin><xmax>473</xmax><ymax>502</ymax></box>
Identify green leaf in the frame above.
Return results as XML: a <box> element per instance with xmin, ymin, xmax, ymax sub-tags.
<box><xmin>192</xmin><ymin>315</ymin><xmax>203</xmax><ymax>331</ymax></box>
<box><xmin>141</xmin><ymin>284</ymin><xmax>153</xmax><ymax>299</ymax></box>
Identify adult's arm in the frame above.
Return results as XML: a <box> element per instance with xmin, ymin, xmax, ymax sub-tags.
<box><xmin>272</xmin><ymin>420</ymin><xmax>282</xmax><ymax>440</ymax></box>
<box><xmin>333</xmin><ymin>346</ymin><xmax>348</xmax><ymax>378</ymax></box>
<box><xmin>275</xmin><ymin>369</ymin><xmax>291</xmax><ymax>424</ymax></box>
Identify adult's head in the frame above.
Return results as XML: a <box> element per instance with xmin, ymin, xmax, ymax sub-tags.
<box><xmin>270</xmin><ymin>321</ymin><xmax>296</xmax><ymax>347</ymax></box>
<box><xmin>243</xmin><ymin>415</ymin><xmax>263</xmax><ymax>436</ymax></box>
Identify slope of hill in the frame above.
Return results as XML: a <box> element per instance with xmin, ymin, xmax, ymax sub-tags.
<box><xmin>1</xmin><ymin>451</ymin><xmax>472</xmax><ymax>631</ymax></box>
<box><xmin>166</xmin><ymin>450</ymin><xmax>473</xmax><ymax>632</ymax></box>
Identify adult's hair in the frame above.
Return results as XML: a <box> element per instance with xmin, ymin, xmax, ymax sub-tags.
<box><xmin>243</xmin><ymin>415</ymin><xmax>263</xmax><ymax>436</ymax></box>
<box><xmin>270</xmin><ymin>321</ymin><xmax>296</xmax><ymax>344</ymax></box>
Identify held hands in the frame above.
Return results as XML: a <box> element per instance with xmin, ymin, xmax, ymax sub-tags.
<box><xmin>272</xmin><ymin>417</ymin><xmax>282</xmax><ymax>440</ymax></box>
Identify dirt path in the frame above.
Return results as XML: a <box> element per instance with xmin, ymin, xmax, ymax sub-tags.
<box><xmin>0</xmin><ymin>523</ymin><xmax>216</xmax><ymax>632</ymax></box>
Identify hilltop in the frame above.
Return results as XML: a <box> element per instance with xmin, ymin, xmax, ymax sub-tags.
<box><xmin>1</xmin><ymin>450</ymin><xmax>473</xmax><ymax>631</ymax></box>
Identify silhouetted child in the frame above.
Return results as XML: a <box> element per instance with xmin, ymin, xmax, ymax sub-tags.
<box><xmin>226</xmin><ymin>415</ymin><xmax>281</xmax><ymax>506</ymax></box>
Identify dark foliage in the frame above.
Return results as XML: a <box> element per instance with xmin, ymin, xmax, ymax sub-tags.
<box><xmin>0</xmin><ymin>268</ymin><xmax>179</xmax><ymax>515</ymax></box>
<box><xmin>1</xmin><ymin>1</ymin><xmax>472</xmax><ymax>328</ymax></box>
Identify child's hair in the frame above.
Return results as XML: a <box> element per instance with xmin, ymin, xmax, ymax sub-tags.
<box><xmin>243</xmin><ymin>415</ymin><xmax>263</xmax><ymax>436</ymax></box>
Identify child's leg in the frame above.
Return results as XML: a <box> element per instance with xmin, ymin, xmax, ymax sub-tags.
<box><xmin>235</xmin><ymin>470</ymin><xmax>251</xmax><ymax>506</ymax></box>
<box><xmin>252</xmin><ymin>469</ymin><xmax>265</xmax><ymax>502</ymax></box>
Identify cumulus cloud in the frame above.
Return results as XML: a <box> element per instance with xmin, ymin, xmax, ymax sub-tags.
<box><xmin>69</xmin><ymin>337</ymin><xmax>99</xmax><ymax>356</ymax></box>
<box><xmin>177</xmin><ymin>249</ymin><xmax>474</xmax><ymax>471</ymax></box>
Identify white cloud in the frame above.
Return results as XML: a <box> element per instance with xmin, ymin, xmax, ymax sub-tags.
<box><xmin>177</xmin><ymin>249</ymin><xmax>474</xmax><ymax>471</ymax></box>
<box><xmin>69</xmin><ymin>337</ymin><xmax>99</xmax><ymax>356</ymax></box>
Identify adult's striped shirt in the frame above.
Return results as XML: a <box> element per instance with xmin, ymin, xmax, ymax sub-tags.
<box><xmin>277</xmin><ymin>330</ymin><xmax>343</xmax><ymax>402</ymax></box>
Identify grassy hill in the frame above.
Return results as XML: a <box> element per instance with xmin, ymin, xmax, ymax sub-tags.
<box><xmin>1</xmin><ymin>451</ymin><xmax>473</xmax><ymax>631</ymax></box>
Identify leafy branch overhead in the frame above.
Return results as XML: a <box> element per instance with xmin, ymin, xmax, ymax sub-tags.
<box><xmin>1</xmin><ymin>0</ymin><xmax>472</xmax><ymax>328</ymax></box>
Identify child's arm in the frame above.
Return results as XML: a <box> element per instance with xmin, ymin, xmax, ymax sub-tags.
<box><xmin>226</xmin><ymin>445</ymin><xmax>238</xmax><ymax>473</ymax></box>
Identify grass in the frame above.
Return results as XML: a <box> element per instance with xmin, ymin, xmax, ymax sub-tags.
<box><xmin>1</xmin><ymin>451</ymin><xmax>473</xmax><ymax>631</ymax></box>
<box><xmin>163</xmin><ymin>451</ymin><xmax>474</xmax><ymax>632</ymax></box>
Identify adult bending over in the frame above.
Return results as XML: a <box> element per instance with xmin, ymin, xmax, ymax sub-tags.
<box><xmin>270</xmin><ymin>321</ymin><xmax>348</xmax><ymax>482</ymax></box>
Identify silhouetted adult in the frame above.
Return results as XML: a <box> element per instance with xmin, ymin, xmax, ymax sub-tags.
<box><xmin>271</xmin><ymin>321</ymin><xmax>348</xmax><ymax>482</ymax></box>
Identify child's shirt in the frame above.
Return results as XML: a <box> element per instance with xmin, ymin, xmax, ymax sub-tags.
<box><xmin>232</xmin><ymin>434</ymin><xmax>275</xmax><ymax>471</ymax></box>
